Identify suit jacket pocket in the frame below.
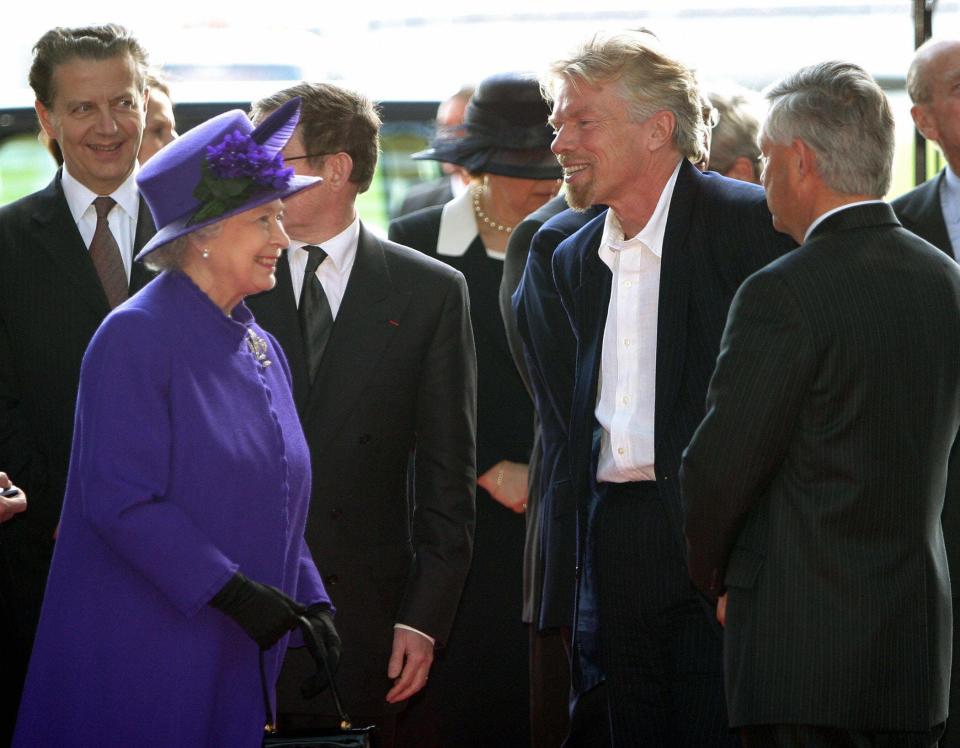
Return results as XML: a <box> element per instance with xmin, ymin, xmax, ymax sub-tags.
<box><xmin>724</xmin><ymin>546</ymin><xmax>765</xmax><ymax>589</ymax></box>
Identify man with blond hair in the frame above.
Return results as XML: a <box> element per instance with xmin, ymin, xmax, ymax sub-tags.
<box><xmin>543</xmin><ymin>30</ymin><xmax>792</xmax><ymax>744</ymax></box>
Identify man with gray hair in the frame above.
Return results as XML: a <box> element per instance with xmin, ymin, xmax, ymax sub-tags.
<box><xmin>545</xmin><ymin>30</ymin><xmax>792</xmax><ymax>744</ymax></box>
<box><xmin>683</xmin><ymin>61</ymin><xmax>960</xmax><ymax>747</ymax></box>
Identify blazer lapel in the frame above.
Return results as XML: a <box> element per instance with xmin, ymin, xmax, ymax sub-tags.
<box><xmin>130</xmin><ymin>196</ymin><xmax>157</xmax><ymax>293</ymax></box>
<box><xmin>654</xmin><ymin>161</ymin><xmax>698</xmax><ymax>447</ymax></box>
<box><xmin>303</xmin><ymin>224</ymin><xmax>411</xmax><ymax>438</ymax></box>
<box><xmin>30</xmin><ymin>174</ymin><xmax>110</xmax><ymax>318</ymax></box>
<box><xmin>249</xmin><ymin>253</ymin><xmax>312</xmax><ymax>408</ymax></box>
<box><xmin>570</xmin><ymin>220</ymin><xmax>611</xmax><ymax>448</ymax></box>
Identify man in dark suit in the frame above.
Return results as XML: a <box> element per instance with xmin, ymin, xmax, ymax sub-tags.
<box><xmin>0</xmin><ymin>24</ymin><xmax>156</xmax><ymax>744</ymax></box>
<box><xmin>543</xmin><ymin>31</ymin><xmax>792</xmax><ymax>745</ymax></box>
<box><xmin>683</xmin><ymin>61</ymin><xmax>959</xmax><ymax>748</ymax></box>
<box><xmin>247</xmin><ymin>83</ymin><xmax>476</xmax><ymax>748</ymax></box>
<box><xmin>893</xmin><ymin>38</ymin><xmax>960</xmax><ymax>259</ymax></box>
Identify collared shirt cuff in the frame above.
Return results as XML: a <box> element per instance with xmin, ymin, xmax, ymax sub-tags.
<box><xmin>393</xmin><ymin>623</ymin><xmax>435</xmax><ymax>646</ymax></box>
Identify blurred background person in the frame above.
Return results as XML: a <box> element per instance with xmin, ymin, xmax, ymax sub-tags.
<box><xmin>894</xmin><ymin>38</ymin><xmax>959</xmax><ymax>260</ymax></box>
<box><xmin>138</xmin><ymin>69</ymin><xmax>178</xmax><ymax>164</ymax></box>
<box><xmin>389</xmin><ymin>71</ymin><xmax>561</xmax><ymax>747</ymax></box>
<box><xmin>394</xmin><ymin>85</ymin><xmax>474</xmax><ymax>217</ymax></box>
<box><xmin>704</xmin><ymin>86</ymin><xmax>763</xmax><ymax>183</ymax></box>
<box><xmin>0</xmin><ymin>473</ymin><xmax>26</xmax><ymax>525</ymax></box>
<box><xmin>892</xmin><ymin>36</ymin><xmax>960</xmax><ymax>748</ymax></box>
<box><xmin>14</xmin><ymin>99</ymin><xmax>336</xmax><ymax>748</ymax></box>
<box><xmin>0</xmin><ymin>25</ymin><xmax>157</xmax><ymax>745</ymax></box>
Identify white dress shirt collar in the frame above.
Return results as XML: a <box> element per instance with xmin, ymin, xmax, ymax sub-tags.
<box><xmin>61</xmin><ymin>163</ymin><xmax>140</xmax><ymax>228</ymax></box>
<box><xmin>436</xmin><ymin>187</ymin><xmax>477</xmax><ymax>258</ymax></box>
<box><xmin>286</xmin><ymin>215</ymin><xmax>360</xmax><ymax>314</ymax></box>
<box><xmin>599</xmin><ymin>160</ymin><xmax>681</xmax><ymax>264</ymax></box>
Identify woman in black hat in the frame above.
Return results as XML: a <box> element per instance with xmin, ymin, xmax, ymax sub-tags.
<box><xmin>389</xmin><ymin>71</ymin><xmax>561</xmax><ymax>747</ymax></box>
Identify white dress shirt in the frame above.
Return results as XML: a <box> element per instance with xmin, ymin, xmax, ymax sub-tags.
<box><xmin>595</xmin><ymin>161</ymin><xmax>681</xmax><ymax>484</ymax></box>
<box><xmin>287</xmin><ymin>216</ymin><xmax>360</xmax><ymax>315</ymax></box>
<box><xmin>61</xmin><ymin>165</ymin><xmax>140</xmax><ymax>280</ymax></box>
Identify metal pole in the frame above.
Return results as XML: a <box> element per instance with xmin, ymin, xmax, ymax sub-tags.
<box><xmin>913</xmin><ymin>0</ymin><xmax>937</xmax><ymax>185</ymax></box>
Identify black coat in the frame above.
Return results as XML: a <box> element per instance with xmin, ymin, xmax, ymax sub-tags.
<box><xmin>682</xmin><ymin>203</ymin><xmax>960</xmax><ymax>729</ymax></box>
<box><xmin>247</xmin><ymin>223</ymin><xmax>477</xmax><ymax>716</ymax></box>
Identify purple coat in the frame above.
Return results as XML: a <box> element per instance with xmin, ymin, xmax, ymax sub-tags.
<box><xmin>14</xmin><ymin>270</ymin><xmax>329</xmax><ymax>747</ymax></box>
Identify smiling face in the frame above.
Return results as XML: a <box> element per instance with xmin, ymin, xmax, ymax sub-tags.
<box><xmin>549</xmin><ymin>78</ymin><xmax>651</xmax><ymax>212</ymax></box>
<box><xmin>189</xmin><ymin>199</ymin><xmax>290</xmax><ymax>313</ymax></box>
<box><xmin>36</xmin><ymin>54</ymin><xmax>145</xmax><ymax>194</ymax></box>
<box><xmin>138</xmin><ymin>87</ymin><xmax>177</xmax><ymax>164</ymax></box>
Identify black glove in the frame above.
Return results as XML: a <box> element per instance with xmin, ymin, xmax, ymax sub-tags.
<box><xmin>209</xmin><ymin>572</ymin><xmax>305</xmax><ymax>650</ymax></box>
<box><xmin>300</xmin><ymin>604</ymin><xmax>342</xmax><ymax>698</ymax></box>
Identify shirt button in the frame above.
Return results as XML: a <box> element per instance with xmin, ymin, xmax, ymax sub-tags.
<box><xmin>624</xmin><ymin>281</ymin><xmax>632</xmax><ymax>288</ymax></box>
<box><xmin>624</xmin><ymin>339</ymin><xmax>631</xmax><ymax>347</ymax></box>
<box><xmin>617</xmin><ymin>447</ymin><xmax>625</xmax><ymax>455</ymax></box>
<box><xmin>622</xmin><ymin>396</ymin><xmax>630</xmax><ymax>405</ymax></box>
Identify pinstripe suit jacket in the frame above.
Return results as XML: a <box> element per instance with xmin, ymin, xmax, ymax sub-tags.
<box><xmin>682</xmin><ymin>202</ymin><xmax>960</xmax><ymax>729</ymax></box>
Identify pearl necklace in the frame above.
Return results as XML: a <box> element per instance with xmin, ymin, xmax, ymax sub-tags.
<box><xmin>472</xmin><ymin>184</ymin><xmax>514</xmax><ymax>234</ymax></box>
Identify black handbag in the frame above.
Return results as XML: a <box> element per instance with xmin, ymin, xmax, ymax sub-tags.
<box><xmin>259</xmin><ymin>615</ymin><xmax>375</xmax><ymax>748</ymax></box>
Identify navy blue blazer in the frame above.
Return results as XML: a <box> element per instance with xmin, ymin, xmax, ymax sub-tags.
<box><xmin>513</xmin><ymin>203</ymin><xmax>604</xmax><ymax>630</ymax></box>
<box><xmin>553</xmin><ymin>161</ymin><xmax>794</xmax><ymax>561</ymax></box>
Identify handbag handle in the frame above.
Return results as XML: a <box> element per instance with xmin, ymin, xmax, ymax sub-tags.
<box><xmin>260</xmin><ymin>614</ymin><xmax>352</xmax><ymax>735</ymax></box>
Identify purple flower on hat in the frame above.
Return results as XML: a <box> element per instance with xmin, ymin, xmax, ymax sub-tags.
<box><xmin>188</xmin><ymin>129</ymin><xmax>294</xmax><ymax>225</ymax></box>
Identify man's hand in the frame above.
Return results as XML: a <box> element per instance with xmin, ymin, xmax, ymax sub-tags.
<box><xmin>0</xmin><ymin>472</ymin><xmax>26</xmax><ymax>524</ymax></box>
<box><xmin>477</xmin><ymin>460</ymin><xmax>529</xmax><ymax>514</ymax></box>
<box><xmin>385</xmin><ymin>627</ymin><xmax>434</xmax><ymax>703</ymax></box>
<box><xmin>717</xmin><ymin>592</ymin><xmax>727</xmax><ymax>627</ymax></box>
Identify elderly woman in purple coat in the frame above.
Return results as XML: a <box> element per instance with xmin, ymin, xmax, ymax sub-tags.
<box><xmin>14</xmin><ymin>99</ymin><xmax>336</xmax><ymax>747</ymax></box>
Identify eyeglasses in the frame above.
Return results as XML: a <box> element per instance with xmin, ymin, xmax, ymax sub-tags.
<box><xmin>284</xmin><ymin>152</ymin><xmax>331</xmax><ymax>162</ymax></box>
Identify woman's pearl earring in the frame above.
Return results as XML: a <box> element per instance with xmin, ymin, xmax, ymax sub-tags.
<box><xmin>201</xmin><ymin>248</ymin><xmax>210</xmax><ymax>259</ymax></box>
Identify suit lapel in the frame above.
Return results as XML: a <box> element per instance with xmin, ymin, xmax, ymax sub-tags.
<box><xmin>654</xmin><ymin>161</ymin><xmax>698</xmax><ymax>446</ymax></box>
<box><xmin>249</xmin><ymin>253</ymin><xmax>312</xmax><ymax>408</ymax></box>
<box><xmin>130</xmin><ymin>196</ymin><xmax>157</xmax><ymax>293</ymax></box>
<box><xmin>570</xmin><ymin>219</ymin><xmax>611</xmax><ymax>445</ymax></box>
<box><xmin>30</xmin><ymin>174</ymin><xmax>110</xmax><ymax>318</ymax></box>
<box><xmin>915</xmin><ymin>172</ymin><xmax>952</xmax><ymax>258</ymax></box>
<box><xmin>303</xmin><ymin>224</ymin><xmax>411</xmax><ymax>437</ymax></box>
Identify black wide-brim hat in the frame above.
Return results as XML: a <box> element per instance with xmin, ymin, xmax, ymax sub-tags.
<box><xmin>412</xmin><ymin>72</ymin><xmax>562</xmax><ymax>180</ymax></box>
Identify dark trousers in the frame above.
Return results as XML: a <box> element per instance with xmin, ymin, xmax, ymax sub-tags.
<box><xmin>740</xmin><ymin>723</ymin><xmax>945</xmax><ymax>748</ymax></box>
<box><xmin>530</xmin><ymin>625</ymin><xmax>571</xmax><ymax>748</ymax></box>
<box><xmin>943</xmin><ymin>598</ymin><xmax>959</xmax><ymax>748</ymax></box>
<box><xmin>595</xmin><ymin>483</ymin><xmax>737</xmax><ymax>747</ymax></box>
<box><xmin>0</xmin><ymin>531</ymin><xmax>52</xmax><ymax>748</ymax></box>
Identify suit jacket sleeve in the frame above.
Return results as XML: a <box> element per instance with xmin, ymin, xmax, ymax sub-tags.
<box><xmin>681</xmin><ymin>267</ymin><xmax>815</xmax><ymax>598</ymax></box>
<box><xmin>397</xmin><ymin>269</ymin><xmax>478</xmax><ymax>643</ymax></box>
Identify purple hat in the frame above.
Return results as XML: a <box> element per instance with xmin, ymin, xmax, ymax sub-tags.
<box><xmin>135</xmin><ymin>97</ymin><xmax>320</xmax><ymax>259</ymax></box>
